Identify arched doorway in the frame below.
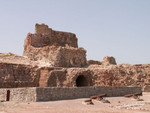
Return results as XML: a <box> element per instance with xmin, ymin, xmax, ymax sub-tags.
<box><xmin>6</xmin><ymin>90</ymin><xmax>10</xmax><ymax>101</ymax></box>
<box><xmin>76</xmin><ymin>75</ymin><xmax>89</xmax><ymax>87</ymax></box>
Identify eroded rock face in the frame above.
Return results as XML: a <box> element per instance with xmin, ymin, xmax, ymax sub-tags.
<box><xmin>23</xmin><ymin>24</ymin><xmax>87</xmax><ymax>67</ymax></box>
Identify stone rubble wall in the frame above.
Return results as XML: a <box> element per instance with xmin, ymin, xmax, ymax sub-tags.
<box><xmin>89</xmin><ymin>64</ymin><xmax>150</xmax><ymax>92</ymax></box>
<box><xmin>36</xmin><ymin>86</ymin><xmax>141</xmax><ymax>101</ymax></box>
<box><xmin>0</xmin><ymin>86</ymin><xmax>141</xmax><ymax>102</ymax></box>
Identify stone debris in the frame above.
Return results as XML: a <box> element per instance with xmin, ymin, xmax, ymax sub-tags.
<box><xmin>100</xmin><ymin>99</ymin><xmax>110</xmax><ymax>103</ymax></box>
<box><xmin>82</xmin><ymin>99</ymin><xmax>94</xmax><ymax>105</ymax></box>
<box><xmin>114</xmin><ymin>102</ymin><xmax>150</xmax><ymax>111</ymax></box>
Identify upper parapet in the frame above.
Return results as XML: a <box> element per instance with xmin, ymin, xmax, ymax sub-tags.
<box><xmin>25</xmin><ymin>24</ymin><xmax>78</xmax><ymax>48</ymax></box>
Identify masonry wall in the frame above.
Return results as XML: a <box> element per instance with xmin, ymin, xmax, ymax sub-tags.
<box><xmin>0</xmin><ymin>88</ymin><xmax>36</xmax><ymax>102</ymax></box>
<box><xmin>23</xmin><ymin>24</ymin><xmax>87</xmax><ymax>67</ymax></box>
<box><xmin>0</xmin><ymin>86</ymin><xmax>141</xmax><ymax>102</ymax></box>
<box><xmin>34</xmin><ymin>23</ymin><xmax>78</xmax><ymax>48</ymax></box>
<box><xmin>0</xmin><ymin>63</ymin><xmax>40</xmax><ymax>88</ymax></box>
<box><xmin>36</xmin><ymin>86</ymin><xmax>142</xmax><ymax>101</ymax></box>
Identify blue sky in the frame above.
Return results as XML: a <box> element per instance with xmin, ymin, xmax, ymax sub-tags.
<box><xmin>0</xmin><ymin>0</ymin><xmax>150</xmax><ymax>64</ymax></box>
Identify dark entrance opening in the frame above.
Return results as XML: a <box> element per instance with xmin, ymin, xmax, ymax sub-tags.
<box><xmin>6</xmin><ymin>90</ymin><xmax>10</xmax><ymax>101</ymax></box>
<box><xmin>76</xmin><ymin>75</ymin><xmax>89</xmax><ymax>87</ymax></box>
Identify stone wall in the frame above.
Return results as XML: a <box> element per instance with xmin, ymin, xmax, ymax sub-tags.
<box><xmin>36</xmin><ymin>86</ymin><xmax>141</xmax><ymax>101</ymax></box>
<box><xmin>23</xmin><ymin>24</ymin><xmax>87</xmax><ymax>67</ymax></box>
<box><xmin>34</xmin><ymin>24</ymin><xmax>78</xmax><ymax>48</ymax></box>
<box><xmin>0</xmin><ymin>88</ymin><xmax>36</xmax><ymax>102</ymax></box>
<box><xmin>39</xmin><ymin>67</ymin><xmax>67</xmax><ymax>87</ymax></box>
<box><xmin>0</xmin><ymin>63</ymin><xmax>40</xmax><ymax>88</ymax></box>
<box><xmin>0</xmin><ymin>86</ymin><xmax>142</xmax><ymax>102</ymax></box>
<box><xmin>88</xmin><ymin>64</ymin><xmax>150</xmax><ymax>91</ymax></box>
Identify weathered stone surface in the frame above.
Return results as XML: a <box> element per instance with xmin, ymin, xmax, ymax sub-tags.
<box><xmin>88</xmin><ymin>64</ymin><xmax>150</xmax><ymax>91</ymax></box>
<box><xmin>27</xmin><ymin>24</ymin><xmax>78</xmax><ymax>48</ymax></box>
<box><xmin>0</xmin><ymin>62</ymin><xmax>40</xmax><ymax>88</ymax></box>
<box><xmin>102</xmin><ymin>56</ymin><xmax>117</xmax><ymax>65</ymax></box>
<box><xmin>87</xmin><ymin>60</ymin><xmax>102</xmax><ymax>65</ymax></box>
<box><xmin>23</xmin><ymin>24</ymin><xmax>87</xmax><ymax>67</ymax></box>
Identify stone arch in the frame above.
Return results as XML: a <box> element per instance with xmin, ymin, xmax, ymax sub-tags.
<box><xmin>69</xmin><ymin>70</ymin><xmax>92</xmax><ymax>87</ymax></box>
<box><xmin>47</xmin><ymin>71</ymin><xmax>67</xmax><ymax>87</ymax></box>
<box><xmin>76</xmin><ymin>75</ymin><xmax>90</xmax><ymax>87</ymax></box>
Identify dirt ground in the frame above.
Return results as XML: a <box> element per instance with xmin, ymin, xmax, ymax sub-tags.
<box><xmin>0</xmin><ymin>92</ymin><xmax>150</xmax><ymax>113</ymax></box>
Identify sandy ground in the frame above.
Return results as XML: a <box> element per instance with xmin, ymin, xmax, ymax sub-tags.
<box><xmin>0</xmin><ymin>93</ymin><xmax>150</xmax><ymax>113</ymax></box>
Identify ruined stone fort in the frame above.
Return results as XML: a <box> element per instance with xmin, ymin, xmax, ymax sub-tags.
<box><xmin>0</xmin><ymin>24</ymin><xmax>149</xmax><ymax>101</ymax></box>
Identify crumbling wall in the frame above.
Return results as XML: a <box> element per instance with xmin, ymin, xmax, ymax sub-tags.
<box><xmin>90</xmin><ymin>68</ymin><xmax>113</xmax><ymax>86</ymax></box>
<box><xmin>23</xmin><ymin>24</ymin><xmax>87</xmax><ymax>67</ymax></box>
<box><xmin>87</xmin><ymin>56</ymin><xmax>117</xmax><ymax>66</ymax></box>
<box><xmin>25</xmin><ymin>24</ymin><xmax>78</xmax><ymax>48</ymax></box>
<box><xmin>87</xmin><ymin>60</ymin><xmax>102</xmax><ymax>65</ymax></box>
<box><xmin>102</xmin><ymin>56</ymin><xmax>117</xmax><ymax>65</ymax></box>
<box><xmin>88</xmin><ymin>64</ymin><xmax>150</xmax><ymax>91</ymax></box>
<box><xmin>24</xmin><ymin>45</ymin><xmax>86</xmax><ymax>67</ymax></box>
<box><xmin>39</xmin><ymin>67</ymin><xmax>93</xmax><ymax>87</ymax></box>
<box><xmin>39</xmin><ymin>67</ymin><xmax>67</xmax><ymax>87</ymax></box>
<box><xmin>110</xmin><ymin>64</ymin><xmax>150</xmax><ymax>92</ymax></box>
<box><xmin>0</xmin><ymin>63</ymin><xmax>40</xmax><ymax>88</ymax></box>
